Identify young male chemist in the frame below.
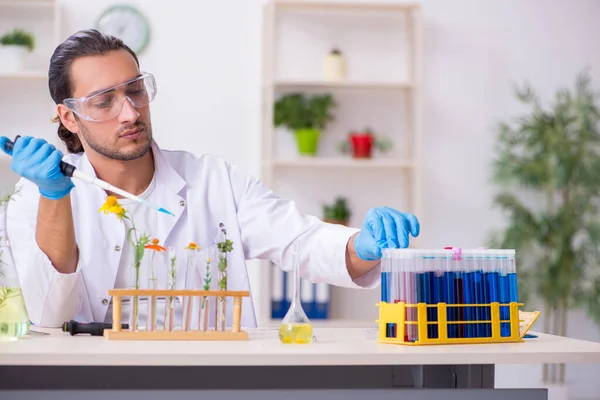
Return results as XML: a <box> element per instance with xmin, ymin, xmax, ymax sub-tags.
<box><xmin>0</xmin><ymin>29</ymin><xmax>420</xmax><ymax>329</ymax></box>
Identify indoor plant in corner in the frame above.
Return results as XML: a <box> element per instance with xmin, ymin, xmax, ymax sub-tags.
<box><xmin>322</xmin><ymin>196</ymin><xmax>351</xmax><ymax>226</ymax></box>
<box><xmin>274</xmin><ymin>93</ymin><xmax>336</xmax><ymax>157</ymax></box>
<box><xmin>0</xmin><ymin>29</ymin><xmax>34</xmax><ymax>72</ymax></box>
<box><xmin>488</xmin><ymin>70</ymin><xmax>600</xmax><ymax>399</ymax></box>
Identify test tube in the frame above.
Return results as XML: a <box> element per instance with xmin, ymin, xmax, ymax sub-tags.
<box><xmin>443</xmin><ymin>248</ymin><xmax>455</xmax><ymax>338</ymax></box>
<box><xmin>486</xmin><ymin>249</ymin><xmax>500</xmax><ymax>336</ymax></box>
<box><xmin>405</xmin><ymin>249</ymin><xmax>417</xmax><ymax>342</ymax></box>
<box><xmin>431</xmin><ymin>249</ymin><xmax>444</xmax><ymax>339</ymax></box>
<box><xmin>507</xmin><ymin>249</ymin><xmax>518</xmax><ymax>335</ymax></box>
<box><xmin>381</xmin><ymin>249</ymin><xmax>392</xmax><ymax>338</ymax></box>
<box><xmin>497</xmin><ymin>249</ymin><xmax>516</xmax><ymax>337</ymax></box>
<box><xmin>452</xmin><ymin>248</ymin><xmax>464</xmax><ymax>338</ymax></box>
<box><xmin>461</xmin><ymin>250</ymin><xmax>474</xmax><ymax>338</ymax></box>
<box><xmin>390</xmin><ymin>249</ymin><xmax>399</xmax><ymax>338</ymax></box>
<box><xmin>480</xmin><ymin>249</ymin><xmax>491</xmax><ymax>337</ymax></box>
<box><xmin>381</xmin><ymin>249</ymin><xmax>390</xmax><ymax>304</ymax></box>
<box><xmin>472</xmin><ymin>249</ymin><xmax>485</xmax><ymax>338</ymax></box>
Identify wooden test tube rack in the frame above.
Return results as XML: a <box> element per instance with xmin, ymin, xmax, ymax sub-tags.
<box><xmin>103</xmin><ymin>289</ymin><xmax>250</xmax><ymax>341</ymax></box>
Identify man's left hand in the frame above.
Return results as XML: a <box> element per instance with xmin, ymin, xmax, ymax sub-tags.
<box><xmin>354</xmin><ymin>207</ymin><xmax>420</xmax><ymax>261</ymax></box>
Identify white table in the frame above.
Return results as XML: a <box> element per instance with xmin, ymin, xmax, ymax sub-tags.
<box><xmin>1</xmin><ymin>326</ymin><xmax>600</xmax><ymax>400</ymax></box>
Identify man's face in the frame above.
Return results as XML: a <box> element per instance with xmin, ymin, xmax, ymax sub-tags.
<box><xmin>68</xmin><ymin>49</ymin><xmax>152</xmax><ymax>161</ymax></box>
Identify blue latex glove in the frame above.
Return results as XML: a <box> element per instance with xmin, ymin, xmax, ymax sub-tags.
<box><xmin>0</xmin><ymin>136</ymin><xmax>74</xmax><ymax>200</ymax></box>
<box><xmin>354</xmin><ymin>207</ymin><xmax>420</xmax><ymax>260</ymax></box>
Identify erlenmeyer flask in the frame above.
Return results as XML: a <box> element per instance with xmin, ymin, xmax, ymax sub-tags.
<box><xmin>279</xmin><ymin>241</ymin><xmax>313</xmax><ymax>344</ymax></box>
<box><xmin>0</xmin><ymin>189</ymin><xmax>30</xmax><ymax>340</ymax></box>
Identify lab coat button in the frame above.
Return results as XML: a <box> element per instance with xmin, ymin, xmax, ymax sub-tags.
<box><xmin>102</xmin><ymin>298</ymin><xmax>108</xmax><ymax>306</ymax></box>
<box><xmin>180</xmin><ymin>200</ymin><xmax>186</xmax><ymax>207</ymax></box>
<box><xmin>114</xmin><ymin>245</ymin><xmax>121</xmax><ymax>251</ymax></box>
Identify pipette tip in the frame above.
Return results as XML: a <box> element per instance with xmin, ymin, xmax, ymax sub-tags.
<box><xmin>159</xmin><ymin>207</ymin><xmax>175</xmax><ymax>217</ymax></box>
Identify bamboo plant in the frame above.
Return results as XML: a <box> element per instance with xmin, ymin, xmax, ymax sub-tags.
<box><xmin>488</xmin><ymin>70</ymin><xmax>600</xmax><ymax>385</ymax></box>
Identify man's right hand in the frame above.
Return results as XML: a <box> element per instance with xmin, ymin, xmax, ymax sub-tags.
<box><xmin>0</xmin><ymin>136</ymin><xmax>74</xmax><ymax>200</ymax></box>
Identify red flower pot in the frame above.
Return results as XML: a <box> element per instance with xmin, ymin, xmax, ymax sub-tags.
<box><xmin>350</xmin><ymin>133</ymin><xmax>373</xmax><ymax>158</ymax></box>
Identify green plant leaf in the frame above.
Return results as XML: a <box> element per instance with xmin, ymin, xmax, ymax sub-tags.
<box><xmin>0</xmin><ymin>29</ymin><xmax>35</xmax><ymax>52</ymax></box>
<box><xmin>274</xmin><ymin>93</ymin><xmax>336</xmax><ymax>131</ymax></box>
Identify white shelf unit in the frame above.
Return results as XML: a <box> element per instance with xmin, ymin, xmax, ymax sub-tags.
<box><xmin>257</xmin><ymin>0</ymin><xmax>423</xmax><ymax>327</ymax></box>
<box><xmin>0</xmin><ymin>0</ymin><xmax>62</xmax><ymax>187</ymax></box>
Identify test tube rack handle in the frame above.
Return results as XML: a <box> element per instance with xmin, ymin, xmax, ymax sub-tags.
<box><xmin>103</xmin><ymin>289</ymin><xmax>250</xmax><ymax>341</ymax></box>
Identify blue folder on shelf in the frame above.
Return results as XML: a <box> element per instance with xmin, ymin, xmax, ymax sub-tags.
<box><xmin>270</xmin><ymin>263</ymin><xmax>285</xmax><ymax>319</ymax></box>
<box><xmin>270</xmin><ymin>264</ymin><xmax>331</xmax><ymax>320</ymax></box>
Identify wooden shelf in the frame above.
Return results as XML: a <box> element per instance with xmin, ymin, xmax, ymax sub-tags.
<box><xmin>0</xmin><ymin>0</ymin><xmax>54</xmax><ymax>7</ymax></box>
<box><xmin>274</xmin><ymin>80</ymin><xmax>413</xmax><ymax>91</ymax></box>
<box><xmin>271</xmin><ymin>157</ymin><xmax>415</xmax><ymax>169</ymax></box>
<box><xmin>0</xmin><ymin>71</ymin><xmax>47</xmax><ymax>79</ymax></box>
<box><xmin>274</xmin><ymin>1</ymin><xmax>419</xmax><ymax>12</ymax></box>
<box><xmin>258</xmin><ymin>0</ymin><xmax>423</xmax><ymax>327</ymax></box>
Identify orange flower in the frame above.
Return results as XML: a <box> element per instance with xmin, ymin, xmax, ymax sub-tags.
<box><xmin>145</xmin><ymin>238</ymin><xmax>167</xmax><ymax>252</ymax></box>
<box><xmin>185</xmin><ymin>241</ymin><xmax>199</xmax><ymax>250</ymax></box>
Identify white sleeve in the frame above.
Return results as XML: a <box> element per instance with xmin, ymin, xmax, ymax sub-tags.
<box><xmin>228</xmin><ymin>163</ymin><xmax>380</xmax><ymax>290</ymax></box>
<box><xmin>7</xmin><ymin>178</ymin><xmax>84</xmax><ymax>327</ymax></box>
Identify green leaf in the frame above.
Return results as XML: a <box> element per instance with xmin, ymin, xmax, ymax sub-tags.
<box><xmin>274</xmin><ymin>93</ymin><xmax>336</xmax><ymax>131</ymax></box>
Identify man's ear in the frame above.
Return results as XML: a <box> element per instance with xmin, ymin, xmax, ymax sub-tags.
<box><xmin>56</xmin><ymin>104</ymin><xmax>79</xmax><ymax>133</ymax></box>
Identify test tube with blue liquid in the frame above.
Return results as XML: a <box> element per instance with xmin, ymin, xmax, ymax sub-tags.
<box><xmin>381</xmin><ymin>249</ymin><xmax>392</xmax><ymax>337</ymax></box>
<box><xmin>497</xmin><ymin>249</ymin><xmax>517</xmax><ymax>336</ymax></box>
<box><xmin>442</xmin><ymin>248</ymin><xmax>456</xmax><ymax>338</ymax></box>
<box><xmin>405</xmin><ymin>250</ymin><xmax>418</xmax><ymax>342</ymax></box>
<box><xmin>507</xmin><ymin>250</ymin><xmax>518</xmax><ymax>334</ymax></box>
<box><xmin>462</xmin><ymin>250</ymin><xmax>475</xmax><ymax>338</ymax></box>
<box><xmin>472</xmin><ymin>249</ymin><xmax>486</xmax><ymax>337</ymax></box>
<box><xmin>486</xmin><ymin>250</ymin><xmax>501</xmax><ymax>336</ymax></box>
<box><xmin>452</xmin><ymin>248</ymin><xmax>465</xmax><ymax>338</ymax></box>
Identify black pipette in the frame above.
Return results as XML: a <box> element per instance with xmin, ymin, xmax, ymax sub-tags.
<box><xmin>62</xmin><ymin>320</ymin><xmax>128</xmax><ymax>336</ymax></box>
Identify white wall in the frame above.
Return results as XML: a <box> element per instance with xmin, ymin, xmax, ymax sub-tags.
<box><xmin>1</xmin><ymin>0</ymin><xmax>599</xmax><ymax>398</ymax></box>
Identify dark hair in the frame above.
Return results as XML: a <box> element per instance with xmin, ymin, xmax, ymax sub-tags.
<box><xmin>49</xmin><ymin>29</ymin><xmax>139</xmax><ymax>153</ymax></box>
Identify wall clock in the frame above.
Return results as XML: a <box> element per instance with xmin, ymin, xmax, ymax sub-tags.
<box><xmin>95</xmin><ymin>4</ymin><xmax>150</xmax><ymax>54</ymax></box>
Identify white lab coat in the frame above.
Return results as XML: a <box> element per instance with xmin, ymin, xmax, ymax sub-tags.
<box><xmin>6</xmin><ymin>140</ymin><xmax>380</xmax><ymax>328</ymax></box>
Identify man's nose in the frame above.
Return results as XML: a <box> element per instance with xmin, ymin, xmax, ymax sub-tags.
<box><xmin>117</xmin><ymin>97</ymin><xmax>140</xmax><ymax>123</ymax></box>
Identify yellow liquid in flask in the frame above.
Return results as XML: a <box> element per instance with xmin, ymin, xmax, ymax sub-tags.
<box><xmin>279</xmin><ymin>323</ymin><xmax>313</xmax><ymax>344</ymax></box>
<box><xmin>0</xmin><ymin>288</ymin><xmax>30</xmax><ymax>340</ymax></box>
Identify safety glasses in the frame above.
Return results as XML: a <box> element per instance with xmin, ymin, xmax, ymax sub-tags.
<box><xmin>63</xmin><ymin>72</ymin><xmax>157</xmax><ymax>122</ymax></box>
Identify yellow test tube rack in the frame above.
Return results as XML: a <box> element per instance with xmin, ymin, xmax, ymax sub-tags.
<box><xmin>103</xmin><ymin>289</ymin><xmax>250</xmax><ymax>341</ymax></box>
<box><xmin>376</xmin><ymin>301</ymin><xmax>540</xmax><ymax>345</ymax></box>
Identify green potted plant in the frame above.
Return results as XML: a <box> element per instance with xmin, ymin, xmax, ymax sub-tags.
<box><xmin>322</xmin><ymin>196</ymin><xmax>351</xmax><ymax>226</ymax></box>
<box><xmin>274</xmin><ymin>93</ymin><xmax>336</xmax><ymax>157</ymax></box>
<box><xmin>338</xmin><ymin>127</ymin><xmax>393</xmax><ymax>159</ymax></box>
<box><xmin>0</xmin><ymin>29</ymin><xmax>35</xmax><ymax>72</ymax></box>
<box><xmin>488</xmin><ymin>71</ymin><xmax>600</xmax><ymax>391</ymax></box>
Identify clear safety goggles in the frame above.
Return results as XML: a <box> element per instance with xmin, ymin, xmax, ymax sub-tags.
<box><xmin>63</xmin><ymin>72</ymin><xmax>157</xmax><ymax>122</ymax></box>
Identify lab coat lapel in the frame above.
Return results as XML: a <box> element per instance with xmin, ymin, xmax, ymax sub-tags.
<box><xmin>151</xmin><ymin>141</ymin><xmax>186</xmax><ymax>245</ymax></box>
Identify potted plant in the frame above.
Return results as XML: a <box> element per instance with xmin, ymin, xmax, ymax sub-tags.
<box><xmin>339</xmin><ymin>128</ymin><xmax>393</xmax><ymax>159</ymax></box>
<box><xmin>488</xmin><ymin>71</ymin><xmax>600</xmax><ymax>396</ymax></box>
<box><xmin>322</xmin><ymin>196</ymin><xmax>351</xmax><ymax>226</ymax></box>
<box><xmin>274</xmin><ymin>93</ymin><xmax>336</xmax><ymax>157</ymax></box>
<box><xmin>0</xmin><ymin>29</ymin><xmax>35</xmax><ymax>72</ymax></box>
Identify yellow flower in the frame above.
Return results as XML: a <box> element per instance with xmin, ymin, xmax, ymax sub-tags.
<box><xmin>99</xmin><ymin>195</ymin><xmax>126</xmax><ymax>220</ymax></box>
<box><xmin>185</xmin><ymin>241</ymin><xmax>199</xmax><ymax>250</ymax></box>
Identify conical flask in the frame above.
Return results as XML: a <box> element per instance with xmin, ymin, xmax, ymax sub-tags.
<box><xmin>0</xmin><ymin>188</ymin><xmax>30</xmax><ymax>340</ymax></box>
<box><xmin>279</xmin><ymin>241</ymin><xmax>313</xmax><ymax>344</ymax></box>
